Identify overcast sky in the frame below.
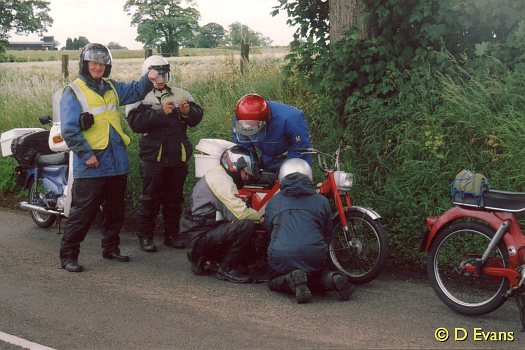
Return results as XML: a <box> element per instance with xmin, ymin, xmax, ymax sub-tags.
<box><xmin>9</xmin><ymin>0</ymin><xmax>296</xmax><ymax>49</ymax></box>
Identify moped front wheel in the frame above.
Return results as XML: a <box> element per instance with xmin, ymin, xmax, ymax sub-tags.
<box><xmin>427</xmin><ymin>221</ymin><xmax>509</xmax><ymax>315</ymax></box>
<box><xmin>329</xmin><ymin>209</ymin><xmax>389</xmax><ymax>284</ymax></box>
<box><xmin>28</xmin><ymin>176</ymin><xmax>57</xmax><ymax>228</ymax></box>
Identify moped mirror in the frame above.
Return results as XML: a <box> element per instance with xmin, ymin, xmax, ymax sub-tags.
<box><xmin>39</xmin><ymin>115</ymin><xmax>52</xmax><ymax>125</ymax></box>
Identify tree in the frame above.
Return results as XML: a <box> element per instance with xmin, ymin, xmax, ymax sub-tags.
<box><xmin>64</xmin><ymin>36</ymin><xmax>89</xmax><ymax>50</ymax></box>
<box><xmin>226</xmin><ymin>22</ymin><xmax>272</xmax><ymax>46</ymax></box>
<box><xmin>329</xmin><ymin>0</ymin><xmax>370</xmax><ymax>42</ymax></box>
<box><xmin>194</xmin><ymin>22</ymin><xmax>225</xmax><ymax>48</ymax></box>
<box><xmin>107</xmin><ymin>41</ymin><xmax>128</xmax><ymax>50</ymax></box>
<box><xmin>274</xmin><ymin>0</ymin><xmax>525</xmax><ymax>104</ymax></box>
<box><xmin>124</xmin><ymin>0</ymin><xmax>200</xmax><ymax>57</ymax></box>
<box><xmin>0</xmin><ymin>0</ymin><xmax>53</xmax><ymax>52</ymax></box>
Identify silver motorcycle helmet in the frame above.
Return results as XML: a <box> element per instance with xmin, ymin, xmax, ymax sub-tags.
<box><xmin>79</xmin><ymin>43</ymin><xmax>113</xmax><ymax>78</ymax></box>
<box><xmin>278</xmin><ymin>158</ymin><xmax>313</xmax><ymax>182</ymax></box>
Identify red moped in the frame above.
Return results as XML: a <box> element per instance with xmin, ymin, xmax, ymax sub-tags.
<box><xmin>421</xmin><ymin>171</ymin><xmax>525</xmax><ymax>330</ymax></box>
<box><xmin>240</xmin><ymin>142</ymin><xmax>389</xmax><ymax>284</ymax></box>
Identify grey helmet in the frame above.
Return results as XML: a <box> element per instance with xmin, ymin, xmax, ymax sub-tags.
<box><xmin>79</xmin><ymin>43</ymin><xmax>112</xmax><ymax>78</ymax></box>
<box><xmin>278</xmin><ymin>158</ymin><xmax>313</xmax><ymax>182</ymax></box>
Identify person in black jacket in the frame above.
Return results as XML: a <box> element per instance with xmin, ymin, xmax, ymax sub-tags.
<box><xmin>263</xmin><ymin>158</ymin><xmax>355</xmax><ymax>303</ymax></box>
<box><xmin>126</xmin><ymin>55</ymin><xmax>203</xmax><ymax>252</ymax></box>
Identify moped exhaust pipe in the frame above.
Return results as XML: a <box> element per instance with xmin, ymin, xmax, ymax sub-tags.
<box><xmin>19</xmin><ymin>201</ymin><xmax>62</xmax><ymax>216</ymax></box>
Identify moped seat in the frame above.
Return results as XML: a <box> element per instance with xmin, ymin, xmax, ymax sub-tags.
<box><xmin>35</xmin><ymin>152</ymin><xmax>69</xmax><ymax>166</ymax></box>
<box><xmin>457</xmin><ymin>189</ymin><xmax>525</xmax><ymax>212</ymax></box>
<box><xmin>482</xmin><ymin>189</ymin><xmax>525</xmax><ymax>212</ymax></box>
<box><xmin>243</xmin><ymin>172</ymin><xmax>277</xmax><ymax>190</ymax></box>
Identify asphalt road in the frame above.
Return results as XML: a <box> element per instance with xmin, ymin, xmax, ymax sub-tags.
<box><xmin>0</xmin><ymin>208</ymin><xmax>524</xmax><ymax>349</ymax></box>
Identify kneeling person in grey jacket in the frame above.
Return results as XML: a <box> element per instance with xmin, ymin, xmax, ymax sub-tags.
<box><xmin>264</xmin><ymin>159</ymin><xmax>355</xmax><ymax>303</ymax></box>
<box><xmin>180</xmin><ymin>146</ymin><xmax>262</xmax><ymax>284</ymax></box>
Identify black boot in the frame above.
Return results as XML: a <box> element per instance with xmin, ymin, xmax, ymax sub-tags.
<box><xmin>216</xmin><ymin>264</ymin><xmax>252</xmax><ymax>284</ymax></box>
<box><xmin>290</xmin><ymin>269</ymin><xmax>312</xmax><ymax>304</ymax></box>
<box><xmin>62</xmin><ymin>260</ymin><xmax>83</xmax><ymax>273</ymax></box>
<box><xmin>332</xmin><ymin>273</ymin><xmax>355</xmax><ymax>301</ymax></box>
<box><xmin>164</xmin><ymin>235</ymin><xmax>185</xmax><ymax>249</ymax></box>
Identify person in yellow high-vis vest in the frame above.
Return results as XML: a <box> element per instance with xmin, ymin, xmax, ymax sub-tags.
<box><xmin>59</xmin><ymin>43</ymin><xmax>158</xmax><ymax>273</ymax></box>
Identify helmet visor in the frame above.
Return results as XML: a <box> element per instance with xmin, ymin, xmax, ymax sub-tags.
<box><xmin>150</xmin><ymin>64</ymin><xmax>171</xmax><ymax>83</ymax></box>
<box><xmin>236</xmin><ymin>120</ymin><xmax>266</xmax><ymax>136</ymax></box>
<box><xmin>83</xmin><ymin>49</ymin><xmax>112</xmax><ymax>65</ymax></box>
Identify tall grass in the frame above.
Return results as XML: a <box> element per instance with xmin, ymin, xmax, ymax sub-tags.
<box><xmin>2</xmin><ymin>49</ymin><xmax>524</xmax><ymax>268</ymax></box>
<box><xmin>322</xmin><ymin>61</ymin><xmax>525</xmax><ymax>267</ymax></box>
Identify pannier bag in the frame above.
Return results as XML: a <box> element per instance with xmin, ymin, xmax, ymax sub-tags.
<box><xmin>450</xmin><ymin>169</ymin><xmax>490</xmax><ymax>206</ymax></box>
<box><xmin>10</xmin><ymin>130</ymin><xmax>53</xmax><ymax>167</ymax></box>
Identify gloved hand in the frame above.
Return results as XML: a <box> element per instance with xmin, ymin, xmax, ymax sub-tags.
<box><xmin>79</xmin><ymin>112</ymin><xmax>94</xmax><ymax>130</ymax></box>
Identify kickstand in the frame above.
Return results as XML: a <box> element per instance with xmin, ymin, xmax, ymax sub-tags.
<box><xmin>515</xmin><ymin>294</ymin><xmax>525</xmax><ymax>332</ymax></box>
<box><xmin>55</xmin><ymin>216</ymin><xmax>63</xmax><ymax>235</ymax></box>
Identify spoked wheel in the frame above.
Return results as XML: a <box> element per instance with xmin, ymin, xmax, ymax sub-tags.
<box><xmin>427</xmin><ymin>221</ymin><xmax>509</xmax><ymax>315</ymax></box>
<box><xmin>28</xmin><ymin>176</ymin><xmax>57</xmax><ymax>228</ymax></box>
<box><xmin>329</xmin><ymin>208</ymin><xmax>389</xmax><ymax>284</ymax></box>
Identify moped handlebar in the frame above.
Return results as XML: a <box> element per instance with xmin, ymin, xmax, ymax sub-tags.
<box><xmin>295</xmin><ymin>147</ymin><xmax>317</xmax><ymax>153</ymax></box>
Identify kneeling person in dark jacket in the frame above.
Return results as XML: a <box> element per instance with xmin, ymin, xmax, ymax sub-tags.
<box><xmin>264</xmin><ymin>159</ymin><xmax>355</xmax><ymax>303</ymax></box>
<box><xmin>126</xmin><ymin>55</ymin><xmax>203</xmax><ymax>252</ymax></box>
<box><xmin>180</xmin><ymin>146</ymin><xmax>262</xmax><ymax>284</ymax></box>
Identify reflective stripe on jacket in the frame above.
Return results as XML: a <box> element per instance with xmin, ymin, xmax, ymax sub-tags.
<box><xmin>69</xmin><ymin>78</ymin><xmax>130</xmax><ymax>149</ymax></box>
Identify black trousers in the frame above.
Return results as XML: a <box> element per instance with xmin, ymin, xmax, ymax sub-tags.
<box><xmin>135</xmin><ymin>161</ymin><xmax>188</xmax><ymax>240</ymax></box>
<box><xmin>60</xmin><ymin>174</ymin><xmax>127</xmax><ymax>265</ymax></box>
<box><xmin>188</xmin><ymin>220</ymin><xmax>257</xmax><ymax>268</ymax></box>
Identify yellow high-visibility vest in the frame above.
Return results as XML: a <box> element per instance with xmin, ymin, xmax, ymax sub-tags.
<box><xmin>69</xmin><ymin>78</ymin><xmax>130</xmax><ymax>150</ymax></box>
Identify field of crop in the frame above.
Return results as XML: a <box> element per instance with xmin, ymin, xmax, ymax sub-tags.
<box><xmin>1</xmin><ymin>46</ymin><xmax>288</xmax><ymax>63</ymax></box>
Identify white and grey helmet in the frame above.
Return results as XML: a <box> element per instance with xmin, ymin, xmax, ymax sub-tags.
<box><xmin>141</xmin><ymin>55</ymin><xmax>171</xmax><ymax>82</ymax></box>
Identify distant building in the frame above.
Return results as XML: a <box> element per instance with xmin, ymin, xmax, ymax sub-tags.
<box><xmin>7</xmin><ymin>36</ymin><xmax>58</xmax><ymax>50</ymax></box>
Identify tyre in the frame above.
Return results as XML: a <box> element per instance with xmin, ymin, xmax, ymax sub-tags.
<box><xmin>329</xmin><ymin>209</ymin><xmax>389</xmax><ymax>284</ymax></box>
<box><xmin>28</xmin><ymin>176</ymin><xmax>57</xmax><ymax>228</ymax></box>
<box><xmin>427</xmin><ymin>221</ymin><xmax>509</xmax><ymax>315</ymax></box>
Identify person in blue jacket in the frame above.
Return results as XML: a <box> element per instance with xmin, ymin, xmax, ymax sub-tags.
<box><xmin>232</xmin><ymin>93</ymin><xmax>312</xmax><ymax>173</ymax></box>
<box><xmin>263</xmin><ymin>158</ymin><xmax>355</xmax><ymax>303</ymax></box>
<box><xmin>59</xmin><ymin>43</ymin><xmax>157</xmax><ymax>272</ymax></box>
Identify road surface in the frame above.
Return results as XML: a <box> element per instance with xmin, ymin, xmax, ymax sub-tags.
<box><xmin>0</xmin><ymin>208</ymin><xmax>523</xmax><ymax>349</ymax></box>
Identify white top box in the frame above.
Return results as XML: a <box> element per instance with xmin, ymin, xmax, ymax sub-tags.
<box><xmin>195</xmin><ymin>138</ymin><xmax>235</xmax><ymax>156</ymax></box>
<box><xmin>0</xmin><ymin>128</ymin><xmax>45</xmax><ymax>157</ymax></box>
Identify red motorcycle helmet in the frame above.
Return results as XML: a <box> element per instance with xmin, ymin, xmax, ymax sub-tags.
<box><xmin>235</xmin><ymin>94</ymin><xmax>270</xmax><ymax>136</ymax></box>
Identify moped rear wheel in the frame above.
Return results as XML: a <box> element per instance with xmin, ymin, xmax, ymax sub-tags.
<box><xmin>427</xmin><ymin>221</ymin><xmax>509</xmax><ymax>315</ymax></box>
<box><xmin>28</xmin><ymin>177</ymin><xmax>57</xmax><ymax>228</ymax></box>
<box><xmin>329</xmin><ymin>209</ymin><xmax>389</xmax><ymax>284</ymax></box>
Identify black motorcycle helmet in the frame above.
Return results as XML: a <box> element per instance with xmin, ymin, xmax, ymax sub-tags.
<box><xmin>79</xmin><ymin>43</ymin><xmax>113</xmax><ymax>78</ymax></box>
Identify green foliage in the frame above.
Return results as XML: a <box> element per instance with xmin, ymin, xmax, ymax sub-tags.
<box><xmin>277</xmin><ymin>0</ymin><xmax>525</xmax><ymax>112</ymax></box>
<box><xmin>64</xmin><ymin>36</ymin><xmax>90</xmax><ymax>50</ymax></box>
<box><xmin>274</xmin><ymin>0</ymin><xmax>525</xmax><ymax>265</ymax></box>
<box><xmin>107</xmin><ymin>42</ymin><xmax>128</xmax><ymax>50</ymax></box>
<box><xmin>124</xmin><ymin>0</ymin><xmax>199</xmax><ymax>56</ymax></box>
<box><xmin>225</xmin><ymin>22</ymin><xmax>273</xmax><ymax>47</ymax></box>
<box><xmin>191</xmin><ymin>22</ymin><xmax>225</xmax><ymax>48</ymax></box>
<box><xmin>0</xmin><ymin>0</ymin><xmax>53</xmax><ymax>52</ymax></box>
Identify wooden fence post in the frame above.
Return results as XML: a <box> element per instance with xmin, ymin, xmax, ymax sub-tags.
<box><xmin>61</xmin><ymin>55</ymin><xmax>69</xmax><ymax>81</ymax></box>
<box><xmin>240</xmin><ymin>43</ymin><xmax>249</xmax><ymax>74</ymax></box>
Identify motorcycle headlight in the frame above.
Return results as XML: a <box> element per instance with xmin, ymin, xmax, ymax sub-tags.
<box><xmin>334</xmin><ymin>171</ymin><xmax>353</xmax><ymax>191</ymax></box>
